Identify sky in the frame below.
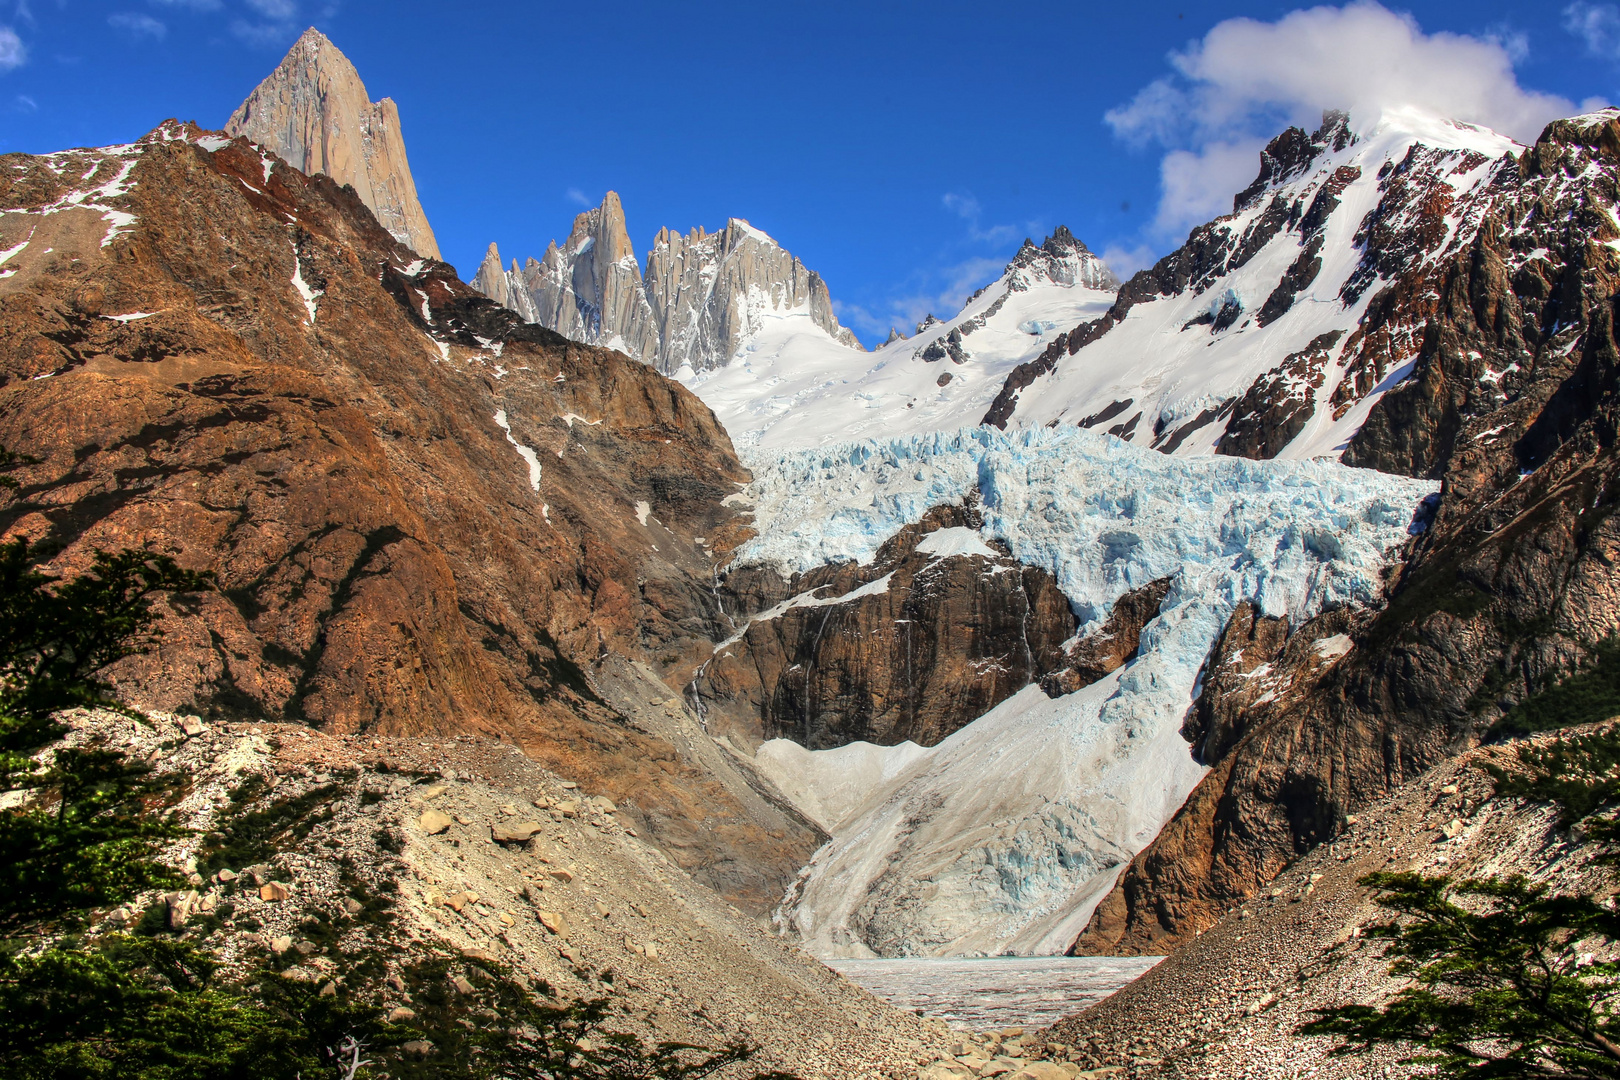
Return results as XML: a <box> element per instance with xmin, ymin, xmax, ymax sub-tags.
<box><xmin>0</xmin><ymin>1</ymin><xmax>1613</xmax><ymax>345</ymax></box>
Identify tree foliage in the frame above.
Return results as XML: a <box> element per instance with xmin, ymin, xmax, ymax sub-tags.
<box><xmin>1300</xmin><ymin>872</ymin><xmax>1620</xmax><ymax>1078</ymax></box>
<box><xmin>1490</xmin><ymin>638</ymin><xmax>1620</xmax><ymax>738</ymax></box>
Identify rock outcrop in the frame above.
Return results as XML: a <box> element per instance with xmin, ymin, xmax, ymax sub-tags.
<box><xmin>1070</xmin><ymin>109</ymin><xmax>1620</xmax><ymax>955</ymax></box>
<box><xmin>0</xmin><ymin>121</ymin><xmax>816</xmax><ymax>914</ymax></box>
<box><xmin>226</xmin><ymin>28</ymin><xmax>441</xmax><ymax>261</ymax></box>
<box><xmin>473</xmin><ymin>194</ymin><xmax>861</xmax><ymax>374</ymax></box>
<box><xmin>693</xmin><ymin>502</ymin><xmax>1076</xmax><ymax>751</ymax></box>
<box><xmin>643</xmin><ymin>217</ymin><xmax>859</xmax><ymax>373</ymax></box>
<box><xmin>524</xmin><ymin>193</ymin><xmax>660</xmax><ymax>361</ymax></box>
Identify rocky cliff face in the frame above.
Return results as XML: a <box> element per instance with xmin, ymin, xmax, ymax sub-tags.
<box><xmin>473</xmin><ymin>194</ymin><xmax>860</xmax><ymax>374</ymax></box>
<box><xmin>692</xmin><ymin>502</ymin><xmax>1076</xmax><ymax>752</ymax></box>
<box><xmin>1071</xmin><ymin>109</ymin><xmax>1620</xmax><ymax>955</ymax></box>
<box><xmin>0</xmin><ymin>122</ymin><xmax>819</xmax><ymax>914</ymax></box>
<box><xmin>643</xmin><ymin>217</ymin><xmax>860</xmax><ymax>373</ymax></box>
<box><xmin>226</xmin><ymin>29</ymin><xmax>441</xmax><ymax>261</ymax></box>
<box><xmin>522</xmin><ymin>193</ymin><xmax>660</xmax><ymax>361</ymax></box>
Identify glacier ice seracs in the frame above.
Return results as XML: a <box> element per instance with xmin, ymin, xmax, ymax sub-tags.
<box><xmin>734</xmin><ymin>426</ymin><xmax>1436</xmax><ymax>957</ymax></box>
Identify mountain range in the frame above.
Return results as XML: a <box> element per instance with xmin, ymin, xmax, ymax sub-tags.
<box><xmin>472</xmin><ymin>192</ymin><xmax>861</xmax><ymax>377</ymax></box>
<box><xmin>7</xmin><ymin>25</ymin><xmax>1620</xmax><ymax>1074</ymax></box>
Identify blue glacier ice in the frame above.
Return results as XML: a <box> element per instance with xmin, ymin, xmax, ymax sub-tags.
<box><xmin>739</xmin><ymin>427</ymin><xmax>1438</xmax><ymax>958</ymax></box>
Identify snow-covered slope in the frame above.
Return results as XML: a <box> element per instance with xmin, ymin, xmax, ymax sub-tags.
<box><xmin>733</xmin><ymin>427</ymin><xmax>1435</xmax><ymax>957</ymax></box>
<box><xmin>985</xmin><ymin>107</ymin><xmax>1528</xmax><ymax>459</ymax></box>
<box><xmin>681</xmin><ymin>229</ymin><xmax>1117</xmax><ymax>452</ymax></box>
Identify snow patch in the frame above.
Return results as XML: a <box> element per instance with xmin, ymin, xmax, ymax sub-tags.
<box><xmin>754</xmin><ymin>739</ymin><xmax>930</xmax><ymax>832</ymax></box>
<box><xmin>493</xmin><ymin>410</ymin><xmax>542</xmax><ymax>492</ymax></box>
<box><xmin>1312</xmin><ymin>634</ymin><xmax>1353</xmax><ymax>661</ymax></box>
<box><xmin>289</xmin><ymin>240</ymin><xmax>321</xmax><ymax>323</ymax></box>
<box><xmin>914</xmin><ymin>527</ymin><xmax>1000</xmax><ymax>561</ymax></box>
<box><xmin>716</xmin><ymin>574</ymin><xmax>897</xmax><ymax>651</ymax></box>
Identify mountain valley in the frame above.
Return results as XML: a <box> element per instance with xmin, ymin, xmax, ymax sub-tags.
<box><xmin>8</xmin><ymin>22</ymin><xmax>1620</xmax><ymax>1080</ymax></box>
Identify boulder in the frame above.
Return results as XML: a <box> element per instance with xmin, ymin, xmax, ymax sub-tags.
<box><xmin>537</xmin><ymin>910</ymin><xmax>568</xmax><ymax>937</ymax></box>
<box><xmin>419</xmin><ymin>810</ymin><xmax>453</xmax><ymax>835</ymax></box>
<box><xmin>259</xmin><ymin>882</ymin><xmax>292</xmax><ymax>902</ymax></box>
<box><xmin>491</xmin><ymin>820</ymin><xmax>544</xmax><ymax>844</ymax></box>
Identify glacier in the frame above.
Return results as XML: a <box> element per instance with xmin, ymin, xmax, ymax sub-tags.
<box><xmin>736</xmin><ymin>426</ymin><xmax>1436</xmax><ymax>958</ymax></box>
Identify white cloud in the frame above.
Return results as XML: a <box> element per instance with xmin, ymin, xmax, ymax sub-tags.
<box><xmin>231</xmin><ymin>0</ymin><xmax>299</xmax><ymax>46</ymax></box>
<box><xmin>1107</xmin><ymin>1</ymin><xmax>1574</xmax><ymax>248</ymax></box>
<box><xmin>12</xmin><ymin>91</ymin><xmax>34</xmax><ymax>111</ymax></box>
<box><xmin>1566</xmin><ymin>2</ymin><xmax>1620</xmax><ymax>58</ymax></box>
<box><xmin>1483</xmin><ymin>24</ymin><xmax>1531</xmax><ymax>64</ymax></box>
<box><xmin>1099</xmin><ymin>243</ymin><xmax>1157</xmax><ymax>280</ymax></box>
<box><xmin>565</xmin><ymin>187</ymin><xmax>591</xmax><ymax>207</ymax></box>
<box><xmin>0</xmin><ymin>25</ymin><xmax>23</xmax><ymax>71</ymax></box>
<box><xmin>109</xmin><ymin>12</ymin><xmax>167</xmax><ymax>38</ymax></box>
<box><xmin>1152</xmin><ymin>138</ymin><xmax>1269</xmax><ymax>239</ymax></box>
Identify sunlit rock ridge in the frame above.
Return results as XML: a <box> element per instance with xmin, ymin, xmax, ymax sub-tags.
<box><xmin>474</xmin><ymin>195</ymin><xmax>861</xmax><ymax>375</ymax></box>
<box><xmin>226</xmin><ymin>27</ymin><xmax>442</xmax><ymax>261</ymax></box>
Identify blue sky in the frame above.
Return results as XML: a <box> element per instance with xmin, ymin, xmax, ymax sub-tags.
<box><xmin>0</xmin><ymin>1</ymin><xmax>1612</xmax><ymax>343</ymax></box>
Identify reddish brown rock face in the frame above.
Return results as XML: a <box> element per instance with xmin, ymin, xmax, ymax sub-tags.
<box><xmin>695</xmin><ymin>503</ymin><xmax>1076</xmax><ymax>750</ymax></box>
<box><xmin>1072</xmin><ymin>113</ymin><xmax>1620</xmax><ymax>955</ymax></box>
<box><xmin>1039</xmin><ymin>576</ymin><xmax>1173</xmax><ymax>697</ymax></box>
<box><xmin>0</xmin><ymin>123</ymin><xmax>817</xmax><ymax>913</ymax></box>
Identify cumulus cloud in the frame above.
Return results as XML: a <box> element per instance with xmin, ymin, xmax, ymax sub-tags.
<box><xmin>0</xmin><ymin>25</ymin><xmax>23</xmax><ymax>71</ymax></box>
<box><xmin>109</xmin><ymin>12</ymin><xmax>167</xmax><ymax>39</ymax></box>
<box><xmin>1108</xmin><ymin>1</ymin><xmax>1575</xmax><ymax>244</ymax></box>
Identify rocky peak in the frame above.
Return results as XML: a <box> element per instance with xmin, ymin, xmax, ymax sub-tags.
<box><xmin>642</xmin><ymin>216</ymin><xmax>860</xmax><ymax>374</ymax></box>
<box><xmin>225</xmin><ymin>27</ymin><xmax>441</xmax><ymax>260</ymax></box>
<box><xmin>472</xmin><ymin>242</ymin><xmax>508</xmax><ymax>306</ymax></box>
<box><xmin>1525</xmin><ymin>107</ymin><xmax>1620</xmax><ymax>174</ymax></box>
<box><xmin>1232</xmin><ymin>110</ymin><xmax>1354</xmax><ymax>214</ymax></box>
<box><xmin>523</xmin><ymin>192</ymin><xmax>658</xmax><ymax>358</ymax></box>
<box><xmin>475</xmin><ymin>198</ymin><xmax>861</xmax><ymax>375</ymax></box>
<box><xmin>1005</xmin><ymin>225</ymin><xmax>1119</xmax><ymax>292</ymax></box>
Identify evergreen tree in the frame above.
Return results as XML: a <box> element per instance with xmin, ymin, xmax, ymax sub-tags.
<box><xmin>1300</xmin><ymin>872</ymin><xmax>1620</xmax><ymax>1078</ymax></box>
